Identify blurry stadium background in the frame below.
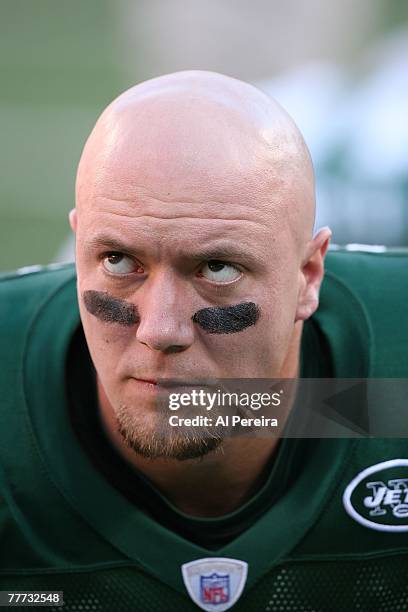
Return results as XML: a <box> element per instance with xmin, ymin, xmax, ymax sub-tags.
<box><xmin>1</xmin><ymin>0</ymin><xmax>408</xmax><ymax>272</ymax></box>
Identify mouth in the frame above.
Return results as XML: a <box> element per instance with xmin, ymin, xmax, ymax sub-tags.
<box><xmin>134</xmin><ymin>377</ymin><xmax>157</xmax><ymax>385</ymax></box>
<box><xmin>133</xmin><ymin>378</ymin><xmax>204</xmax><ymax>388</ymax></box>
<box><xmin>131</xmin><ymin>377</ymin><xmax>219</xmax><ymax>390</ymax></box>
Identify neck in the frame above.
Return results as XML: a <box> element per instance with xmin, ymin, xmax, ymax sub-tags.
<box><xmin>97</xmin><ymin>322</ymin><xmax>303</xmax><ymax>517</ymax></box>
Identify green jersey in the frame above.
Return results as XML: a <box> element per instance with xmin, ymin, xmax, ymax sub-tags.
<box><xmin>0</xmin><ymin>250</ymin><xmax>407</xmax><ymax>611</ymax></box>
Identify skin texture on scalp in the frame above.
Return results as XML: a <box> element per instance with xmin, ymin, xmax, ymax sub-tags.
<box><xmin>76</xmin><ymin>71</ymin><xmax>316</xmax><ymax>251</ymax></box>
<box><xmin>71</xmin><ymin>70</ymin><xmax>330</xmax><ymax>516</ymax></box>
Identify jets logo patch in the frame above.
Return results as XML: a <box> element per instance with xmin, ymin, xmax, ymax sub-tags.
<box><xmin>181</xmin><ymin>557</ymin><xmax>248</xmax><ymax>611</ymax></box>
<box><xmin>343</xmin><ymin>459</ymin><xmax>408</xmax><ymax>532</ymax></box>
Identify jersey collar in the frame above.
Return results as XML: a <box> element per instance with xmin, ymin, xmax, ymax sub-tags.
<box><xmin>313</xmin><ymin>269</ymin><xmax>374</xmax><ymax>377</ymax></box>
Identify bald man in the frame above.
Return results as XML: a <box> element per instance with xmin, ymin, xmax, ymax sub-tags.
<box><xmin>1</xmin><ymin>71</ymin><xmax>408</xmax><ymax>611</ymax></box>
<box><xmin>71</xmin><ymin>70</ymin><xmax>330</xmax><ymax>504</ymax></box>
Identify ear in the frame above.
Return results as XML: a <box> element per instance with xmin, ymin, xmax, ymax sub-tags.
<box><xmin>69</xmin><ymin>208</ymin><xmax>77</xmax><ymax>233</ymax></box>
<box><xmin>295</xmin><ymin>227</ymin><xmax>331</xmax><ymax>322</ymax></box>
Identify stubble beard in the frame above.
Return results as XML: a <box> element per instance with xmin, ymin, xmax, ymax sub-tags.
<box><xmin>114</xmin><ymin>401</ymin><xmax>225</xmax><ymax>461</ymax></box>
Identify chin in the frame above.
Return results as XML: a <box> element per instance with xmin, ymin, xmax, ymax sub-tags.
<box><xmin>114</xmin><ymin>402</ymin><xmax>224</xmax><ymax>461</ymax></box>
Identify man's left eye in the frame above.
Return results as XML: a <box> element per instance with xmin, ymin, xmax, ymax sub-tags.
<box><xmin>198</xmin><ymin>260</ymin><xmax>241</xmax><ymax>283</ymax></box>
<box><xmin>103</xmin><ymin>253</ymin><xmax>141</xmax><ymax>275</ymax></box>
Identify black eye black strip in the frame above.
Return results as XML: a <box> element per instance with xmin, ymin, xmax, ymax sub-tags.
<box><xmin>83</xmin><ymin>291</ymin><xmax>259</xmax><ymax>334</ymax></box>
<box><xmin>83</xmin><ymin>290</ymin><xmax>140</xmax><ymax>326</ymax></box>
<box><xmin>192</xmin><ymin>302</ymin><xmax>260</xmax><ymax>334</ymax></box>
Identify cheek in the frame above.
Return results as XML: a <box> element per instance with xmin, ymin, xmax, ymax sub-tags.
<box><xmin>215</xmin><ymin>293</ymin><xmax>297</xmax><ymax>374</ymax></box>
<box><xmin>78</xmin><ymin>287</ymin><xmax>139</xmax><ymax>343</ymax></box>
<box><xmin>79</xmin><ymin>303</ymin><xmax>136</xmax><ymax>379</ymax></box>
<box><xmin>88</xmin><ymin>327</ymin><xmax>136</xmax><ymax>365</ymax></box>
<box><xmin>197</xmin><ymin>317</ymin><xmax>282</xmax><ymax>376</ymax></box>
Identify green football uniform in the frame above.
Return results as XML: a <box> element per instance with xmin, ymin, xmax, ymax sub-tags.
<box><xmin>0</xmin><ymin>249</ymin><xmax>407</xmax><ymax>611</ymax></box>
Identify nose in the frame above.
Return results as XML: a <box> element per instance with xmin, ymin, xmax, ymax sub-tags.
<box><xmin>136</xmin><ymin>271</ymin><xmax>195</xmax><ymax>354</ymax></box>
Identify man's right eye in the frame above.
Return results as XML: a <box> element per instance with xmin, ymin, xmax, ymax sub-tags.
<box><xmin>102</xmin><ymin>253</ymin><xmax>143</xmax><ymax>275</ymax></box>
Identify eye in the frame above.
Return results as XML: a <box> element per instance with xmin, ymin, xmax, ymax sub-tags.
<box><xmin>198</xmin><ymin>260</ymin><xmax>242</xmax><ymax>283</ymax></box>
<box><xmin>102</xmin><ymin>253</ymin><xmax>143</xmax><ymax>275</ymax></box>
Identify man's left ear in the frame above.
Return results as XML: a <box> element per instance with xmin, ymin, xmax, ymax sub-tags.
<box><xmin>295</xmin><ymin>227</ymin><xmax>332</xmax><ymax>322</ymax></box>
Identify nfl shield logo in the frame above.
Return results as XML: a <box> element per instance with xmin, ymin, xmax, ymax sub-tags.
<box><xmin>201</xmin><ymin>572</ymin><xmax>229</xmax><ymax>605</ymax></box>
<box><xmin>182</xmin><ymin>557</ymin><xmax>248</xmax><ymax>611</ymax></box>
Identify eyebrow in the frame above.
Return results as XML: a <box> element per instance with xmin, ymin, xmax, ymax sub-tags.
<box><xmin>86</xmin><ymin>235</ymin><xmax>138</xmax><ymax>254</ymax></box>
<box><xmin>188</xmin><ymin>246</ymin><xmax>254</xmax><ymax>262</ymax></box>
<box><xmin>86</xmin><ymin>233</ymin><xmax>260</xmax><ymax>264</ymax></box>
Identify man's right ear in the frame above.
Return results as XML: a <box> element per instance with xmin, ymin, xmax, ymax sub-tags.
<box><xmin>69</xmin><ymin>209</ymin><xmax>77</xmax><ymax>233</ymax></box>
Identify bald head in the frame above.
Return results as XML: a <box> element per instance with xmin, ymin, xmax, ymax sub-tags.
<box><xmin>75</xmin><ymin>70</ymin><xmax>315</xmax><ymax>249</ymax></box>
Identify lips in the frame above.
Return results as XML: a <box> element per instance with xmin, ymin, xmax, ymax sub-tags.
<box><xmin>132</xmin><ymin>377</ymin><xmax>217</xmax><ymax>389</ymax></box>
<box><xmin>135</xmin><ymin>377</ymin><xmax>157</xmax><ymax>385</ymax></box>
<box><xmin>130</xmin><ymin>373</ymin><xmax>221</xmax><ymax>388</ymax></box>
<box><xmin>133</xmin><ymin>378</ymin><xmax>199</xmax><ymax>388</ymax></box>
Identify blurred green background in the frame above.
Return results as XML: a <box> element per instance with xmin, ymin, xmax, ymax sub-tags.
<box><xmin>1</xmin><ymin>0</ymin><xmax>408</xmax><ymax>271</ymax></box>
<box><xmin>0</xmin><ymin>0</ymin><xmax>123</xmax><ymax>271</ymax></box>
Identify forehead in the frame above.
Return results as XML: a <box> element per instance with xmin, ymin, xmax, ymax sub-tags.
<box><xmin>77</xmin><ymin>153</ymin><xmax>297</xmax><ymax>266</ymax></box>
<box><xmin>80</xmin><ymin>193</ymin><xmax>286</xmax><ymax>266</ymax></box>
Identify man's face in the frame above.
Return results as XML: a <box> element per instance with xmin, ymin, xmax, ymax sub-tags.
<box><xmin>74</xmin><ymin>95</ymin><xmax>309</xmax><ymax>460</ymax></box>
